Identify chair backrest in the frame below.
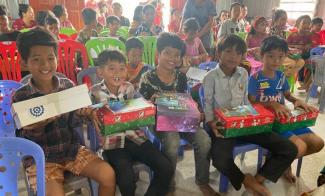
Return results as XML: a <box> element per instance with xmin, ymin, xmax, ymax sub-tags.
<box><xmin>117</xmin><ymin>26</ymin><xmax>129</xmax><ymax>40</ymax></box>
<box><xmin>235</xmin><ymin>32</ymin><xmax>247</xmax><ymax>40</ymax></box>
<box><xmin>0</xmin><ymin>80</ymin><xmax>22</xmax><ymax>137</ymax></box>
<box><xmin>0</xmin><ymin>137</ymin><xmax>45</xmax><ymax>196</ymax></box>
<box><xmin>0</xmin><ymin>41</ymin><xmax>21</xmax><ymax>81</ymax></box>
<box><xmin>76</xmin><ymin>67</ymin><xmax>101</xmax><ymax>87</ymax></box>
<box><xmin>310</xmin><ymin>55</ymin><xmax>325</xmax><ymax>86</ymax></box>
<box><xmin>59</xmin><ymin>33</ymin><xmax>78</xmax><ymax>40</ymax></box>
<box><xmin>138</xmin><ymin>36</ymin><xmax>157</xmax><ymax>67</ymax></box>
<box><xmin>85</xmin><ymin>37</ymin><xmax>126</xmax><ymax>66</ymax></box>
<box><xmin>60</xmin><ymin>27</ymin><xmax>77</xmax><ymax>36</ymax></box>
<box><xmin>57</xmin><ymin>39</ymin><xmax>89</xmax><ymax>83</ymax></box>
<box><xmin>310</xmin><ymin>47</ymin><xmax>325</xmax><ymax>56</ymax></box>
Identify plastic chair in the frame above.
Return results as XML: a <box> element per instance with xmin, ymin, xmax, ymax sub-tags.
<box><xmin>198</xmin><ymin>61</ymin><xmax>217</xmax><ymax>71</ymax></box>
<box><xmin>20</xmin><ymin>28</ymin><xmax>30</xmax><ymax>33</ymax></box>
<box><xmin>117</xmin><ymin>26</ymin><xmax>129</xmax><ymax>40</ymax></box>
<box><xmin>235</xmin><ymin>32</ymin><xmax>247</xmax><ymax>40</ymax></box>
<box><xmin>85</xmin><ymin>37</ymin><xmax>126</xmax><ymax>66</ymax></box>
<box><xmin>0</xmin><ymin>41</ymin><xmax>21</xmax><ymax>81</ymax></box>
<box><xmin>138</xmin><ymin>36</ymin><xmax>157</xmax><ymax>67</ymax></box>
<box><xmin>0</xmin><ymin>137</ymin><xmax>45</xmax><ymax>196</ymax></box>
<box><xmin>77</xmin><ymin>67</ymin><xmax>101</xmax><ymax>87</ymax></box>
<box><xmin>0</xmin><ymin>80</ymin><xmax>22</xmax><ymax>137</ymax></box>
<box><xmin>319</xmin><ymin>30</ymin><xmax>325</xmax><ymax>45</ymax></box>
<box><xmin>59</xmin><ymin>27</ymin><xmax>77</xmax><ymax>36</ymax></box>
<box><xmin>59</xmin><ymin>33</ymin><xmax>78</xmax><ymax>40</ymax></box>
<box><xmin>57</xmin><ymin>39</ymin><xmax>89</xmax><ymax>83</ymax></box>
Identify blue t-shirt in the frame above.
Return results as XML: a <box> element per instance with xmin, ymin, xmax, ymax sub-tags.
<box><xmin>248</xmin><ymin>70</ymin><xmax>290</xmax><ymax>104</ymax></box>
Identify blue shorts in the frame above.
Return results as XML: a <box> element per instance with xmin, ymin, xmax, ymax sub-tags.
<box><xmin>279</xmin><ymin>128</ymin><xmax>314</xmax><ymax>139</ymax></box>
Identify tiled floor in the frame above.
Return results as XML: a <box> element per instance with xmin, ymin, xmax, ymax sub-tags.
<box><xmin>18</xmin><ymin>90</ymin><xmax>325</xmax><ymax>196</ymax></box>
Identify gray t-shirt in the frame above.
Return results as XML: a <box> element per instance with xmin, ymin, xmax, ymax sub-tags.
<box><xmin>182</xmin><ymin>0</ymin><xmax>217</xmax><ymax>49</ymax></box>
<box><xmin>217</xmin><ymin>19</ymin><xmax>240</xmax><ymax>39</ymax></box>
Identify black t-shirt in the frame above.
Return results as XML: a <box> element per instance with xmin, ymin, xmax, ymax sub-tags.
<box><xmin>0</xmin><ymin>31</ymin><xmax>21</xmax><ymax>42</ymax></box>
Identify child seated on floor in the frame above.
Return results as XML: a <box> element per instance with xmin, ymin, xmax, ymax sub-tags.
<box><xmin>248</xmin><ymin>35</ymin><xmax>324</xmax><ymax>183</ymax></box>
<box><xmin>90</xmin><ymin>49</ymin><xmax>173</xmax><ymax>196</ymax></box>
<box><xmin>182</xmin><ymin>18</ymin><xmax>208</xmax><ymax>69</ymax></box>
<box><xmin>125</xmin><ymin>37</ymin><xmax>151</xmax><ymax>89</ymax></box>
<box><xmin>311</xmin><ymin>17</ymin><xmax>324</xmax><ymax>47</ymax></box>
<box><xmin>13</xmin><ymin>28</ymin><xmax>115</xmax><ymax>196</ymax></box>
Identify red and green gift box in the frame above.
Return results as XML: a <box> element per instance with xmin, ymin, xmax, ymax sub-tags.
<box><xmin>214</xmin><ymin>104</ymin><xmax>275</xmax><ymax>138</ymax></box>
<box><xmin>268</xmin><ymin>108</ymin><xmax>318</xmax><ymax>133</ymax></box>
<box><xmin>97</xmin><ymin>98</ymin><xmax>156</xmax><ymax>136</ymax></box>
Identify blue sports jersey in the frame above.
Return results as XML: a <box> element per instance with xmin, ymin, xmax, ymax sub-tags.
<box><xmin>248</xmin><ymin>70</ymin><xmax>290</xmax><ymax>104</ymax></box>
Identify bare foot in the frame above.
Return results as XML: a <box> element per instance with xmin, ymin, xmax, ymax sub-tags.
<box><xmin>243</xmin><ymin>174</ymin><xmax>271</xmax><ymax>196</ymax></box>
<box><xmin>198</xmin><ymin>184</ymin><xmax>220</xmax><ymax>196</ymax></box>
<box><xmin>283</xmin><ymin>168</ymin><xmax>296</xmax><ymax>183</ymax></box>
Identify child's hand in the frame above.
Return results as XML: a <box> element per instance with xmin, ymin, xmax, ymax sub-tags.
<box><xmin>149</xmin><ymin>93</ymin><xmax>160</xmax><ymax>102</ymax></box>
<box><xmin>272</xmin><ymin>102</ymin><xmax>291</xmax><ymax>118</ymax></box>
<box><xmin>208</xmin><ymin>120</ymin><xmax>225</xmax><ymax>138</ymax></box>
<box><xmin>199</xmin><ymin>113</ymin><xmax>205</xmax><ymax>122</ymax></box>
<box><xmin>294</xmin><ymin>100</ymin><xmax>318</xmax><ymax>112</ymax></box>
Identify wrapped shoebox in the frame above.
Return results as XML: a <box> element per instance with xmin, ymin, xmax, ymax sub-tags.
<box><xmin>12</xmin><ymin>84</ymin><xmax>92</xmax><ymax>129</ymax></box>
<box><xmin>214</xmin><ymin>104</ymin><xmax>275</xmax><ymax>138</ymax></box>
<box><xmin>270</xmin><ymin>108</ymin><xmax>318</xmax><ymax>133</ymax></box>
<box><xmin>155</xmin><ymin>93</ymin><xmax>200</xmax><ymax>132</ymax></box>
<box><xmin>97</xmin><ymin>98</ymin><xmax>156</xmax><ymax>136</ymax></box>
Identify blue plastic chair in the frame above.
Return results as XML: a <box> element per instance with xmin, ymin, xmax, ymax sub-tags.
<box><xmin>198</xmin><ymin>61</ymin><xmax>218</xmax><ymax>71</ymax></box>
<box><xmin>0</xmin><ymin>137</ymin><xmax>45</xmax><ymax>196</ymax></box>
<box><xmin>0</xmin><ymin>80</ymin><xmax>22</xmax><ymax>137</ymax></box>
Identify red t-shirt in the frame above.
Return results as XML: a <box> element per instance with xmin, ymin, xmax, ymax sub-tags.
<box><xmin>12</xmin><ymin>18</ymin><xmax>36</xmax><ymax>31</ymax></box>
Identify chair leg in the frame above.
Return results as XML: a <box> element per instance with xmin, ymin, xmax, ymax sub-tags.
<box><xmin>296</xmin><ymin>157</ymin><xmax>303</xmax><ymax>177</ymax></box>
<box><xmin>257</xmin><ymin>148</ymin><xmax>265</xmax><ymax>171</ymax></box>
<box><xmin>219</xmin><ymin>174</ymin><xmax>229</xmax><ymax>193</ymax></box>
<box><xmin>319</xmin><ymin>87</ymin><xmax>325</xmax><ymax>113</ymax></box>
<box><xmin>88</xmin><ymin>178</ymin><xmax>98</xmax><ymax>196</ymax></box>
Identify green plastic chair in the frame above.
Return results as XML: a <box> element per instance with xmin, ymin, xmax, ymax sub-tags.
<box><xmin>117</xmin><ymin>26</ymin><xmax>129</xmax><ymax>40</ymax></box>
<box><xmin>235</xmin><ymin>32</ymin><xmax>247</xmax><ymax>40</ymax></box>
<box><xmin>280</xmin><ymin>65</ymin><xmax>296</xmax><ymax>93</ymax></box>
<box><xmin>20</xmin><ymin>28</ymin><xmax>30</xmax><ymax>32</ymax></box>
<box><xmin>138</xmin><ymin>36</ymin><xmax>157</xmax><ymax>67</ymax></box>
<box><xmin>60</xmin><ymin>27</ymin><xmax>77</xmax><ymax>36</ymax></box>
<box><xmin>85</xmin><ymin>37</ymin><xmax>126</xmax><ymax>66</ymax></box>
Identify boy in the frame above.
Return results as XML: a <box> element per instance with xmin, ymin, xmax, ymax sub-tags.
<box><xmin>134</xmin><ymin>4</ymin><xmax>162</xmax><ymax>36</ymax></box>
<box><xmin>106</xmin><ymin>15</ymin><xmax>125</xmax><ymax>42</ymax></box>
<box><xmin>77</xmin><ymin>8</ymin><xmax>98</xmax><ymax>44</ymax></box>
<box><xmin>203</xmin><ymin>34</ymin><xmax>298</xmax><ymax>195</ymax></box>
<box><xmin>13</xmin><ymin>28</ymin><xmax>115</xmax><ymax>196</ymax></box>
<box><xmin>217</xmin><ymin>3</ymin><xmax>241</xmax><ymax>39</ymax></box>
<box><xmin>45</xmin><ymin>13</ymin><xmax>60</xmax><ymax>39</ymax></box>
<box><xmin>90</xmin><ymin>49</ymin><xmax>173</xmax><ymax>196</ymax></box>
<box><xmin>125</xmin><ymin>37</ymin><xmax>151</xmax><ymax>88</ymax></box>
<box><xmin>112</xmin><ymin>2</ymin><xmax>130</xmax><ymax>27</ymax></box>
<box><xmin>311</xmin><ymin>17</ymin><xmax>324</xmax><ymax>47</ymax></box>
<box><xmin>248</xmin><ymin>36</ymin><xmax>324</xmax><ymax>183</ymax></box>
<box><xmin>139</xmin><ymin>33</ymin><xmax>215</xmax><ymax>196</ymax></box>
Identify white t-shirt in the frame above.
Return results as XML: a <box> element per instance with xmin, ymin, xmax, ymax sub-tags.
<box><xmin>217</xmin><ymin>19</ymin><xmax>240</xmax><ymax>38</ymax></box>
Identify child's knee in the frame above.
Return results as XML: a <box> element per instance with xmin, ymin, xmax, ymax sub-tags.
<box><xmin>295</xmin><ymin>139</ymin><xmax>307</xmax><ymax>157</ymax></box>
<box><xmin>46</xmin><ymin>180</ymin><xmax>64</xmax><ymax>196</ymax></box>
<box><xmin>97</xmin><ymin>164</ymin><xmax>116</xmax><ymax>187</ymax></box>
<box><xmin>312</xmin><ymin>136</ymin><xmax>324</xmax><ymax>153</ymax></box>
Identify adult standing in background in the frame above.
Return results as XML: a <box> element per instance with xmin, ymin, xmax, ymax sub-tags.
<box><xmin>179</xmin><ymin>0</ymin><xmax>216</xmax><ymax>50</ymax></box>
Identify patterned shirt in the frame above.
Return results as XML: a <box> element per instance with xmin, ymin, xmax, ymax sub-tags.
<box><xmin>203</xmin><ymin>64</ymin><xmax>249</xmax><ymax>122</ymax></box>
<box><xmin>269</xmin><ymin>26</ymin><xmax>287</xmax><ymax>39</ymax></box>
<box><xmin>139</xmin><ymin>69</ymin><xmax>188</xmax><ymax>100</ymax></box>
<box><xmin>12</xmin><ymin>18</ymin><xmax>36</xmax><ymax>31</ymax></box>
<box><xmin>13</xmin><ymin>76</ymin><xmax>81</xmax><ymax>164</ymax></box>
<box><xmin>120</xmin><ymin>16</ymin><xmax>130</xmax><ymax>27</ymax></box>
<box><xmin>77</xmin><ymin>28</ymin><xmax>98</xmax><ymax>44</ymax></box>
<box><xmin>134</xmin><ymin>23</ymin><xmax>162</xmax><ymax>36</ymax></box>
<box><xmin>90</xmin><ymin>81</ymin><xmax>147</xmax><ymax>149</ymax></box>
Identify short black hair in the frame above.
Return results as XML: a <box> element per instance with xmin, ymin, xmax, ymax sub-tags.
<box><xmin>311</xmin><ymin>17</ymin><xmax>323</xmax><ymax>25</ymax></box>
<box><xmin>81</xmin><ymin>8</ymin><xmax>97</xmax><ymax>25</ymax></box>
<box><xmin>125</xmin><ymin>37</ymin><xmax>144</xmax><ymax>53</ymax></box>
<box><xmin>46</xmin><ymin>12</ymin><xmax>59</xmax><ymax>26</ymax></box>
<box><xmin>157</xmin><ymin>32</ymin><xmax>186</xmax><ymax>57</ymax></box>
<box><xmin>112</xmin><ymin>2</ymin><xmax>122</xmax><ymax>9</ymax></box>
<box><xmin>18</xmin><ymin>4</ymin><xmax>30</xmax><ymax>18</ymax></box>
<box><xmin>295</xmin><ymin>15</ymin><xmax>311</xmax><ymax>27</ymax></box>
<box><xmin>36</xmin><ymin>10</ymin><xmax>52</xmax><ymax>26</ymax></box>
<box><xmin>230</xmin><ymin>2</ymin><xmax>241</xmax><ymax>12</ymax></box>
<box><xmin>217</xmin><ymin>34</ymin><xmax>247</xmax><ymax>55</ymax></box>
<box><xmin>133</xmin><ymin>5</ymin><xmax>143</xmax><ymax>22</ymax></box>
<box><xmin>260</xmin><ymin>36</ymin><xmax>288</xmax><ymax>55</ymax></box>
<box><xmin>16</xmin><ymin>27</ymin><xmax>58</xmax><ymax>62</ymax></box>
<box><xmin>0</xmin><ymin>4</ymin><xmax>8</xmax><ymax>16</ymax></box>
<box><xmin>95</xmin><ymin>50</ymin><xmax>127</xmax><ymax>67</ymax></box>
<box><xmin>52</xmin><ymin>5</ymin><xmax>65</xmax><ymax>18</ymax></box>
<box><xmin>183</xmin><ymin>18</ymin><xmax>200</xmax><ymax>33</ymax></box>
<box><xmin>272</xmin><ymin>9</ymin><xmax>287</xmax><ymax>25</ymax></box>
<box><xmin>106</xmin><ymin>15</ymin><xmax>120</xmax><ymax>25</ymax></box>
<box><xmin>143</xmin><ymin>4</ymin><xmax>155</xmax><ymax>14</ymax></box>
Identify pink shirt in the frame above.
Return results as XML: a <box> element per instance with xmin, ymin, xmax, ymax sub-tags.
<box><xmin>247</xmin><ymin>34</ymin><xmax>268</xmax><ymax>48</ymax></box>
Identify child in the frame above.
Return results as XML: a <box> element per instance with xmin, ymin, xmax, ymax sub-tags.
<box><xmin>106</xmin><ymin>15</ymin><xmax>125</xmax><ymax>42</ymax></box>
<box><xmin>246</xmin><ymin>16</ymin><xmax>268</xmax><ymax>49</ymax></box>
<box><xmin>248</xmin><ymin>36</ymin><xmax>324</xmax><ymax>183</ymax></box>
<box><xmin>112</xmin><ymin>2</ymin><xmax>130</xmax><ymax>27</ymax></box>
<box><xmin>129</xmin><ymin>5</ymin><xmax>143</xmax><ymax>35</ymax></box>
<box><xmin>14</xmin><ymin>28</ymin><xmax>115</xmax><ymax>196</ymax></box>
<box><xmin>217</xmin><ymin>2</ymin><xmax>241</xmax><ymax>39</ymax></box>
<box><xmin>287</xmin><ymin>15</ymin><xmax>313</xmax><ymax>90</ymax></box>
<box><xmin>212</xmin><ymin>10</ymin><xmax>229</xmax><ymax>42</ymax></box>
<box><xmin>53</xmin><ymin>5</ymin><xmax>75</xmax><ymax>29</ymax></box>
<box><xmin>311</xmin><ymin>17</ymin><xmax>323</xmax><ymax>47</ymax></box>
<box><xmin>182</xmin><ymin>18</ymin><xmax>208</xmax><ymax>68</ymax></box>
<box><xmin>134</xmin><ymin>4</ymin><xmax>162</xmax><ymax>36</ymax></box>
<box><xmin>97</xmin><ymin>1</ymin><xmax>108</xmax><ymax>27</ymax></box>
<box><xmin>139</xmin><ymin>32</ymin><xmax>215</xmax><ymax>196</ymax></box>
<box><xmin>168</xmin><ymin>8</ymin><xmax>181</xmax><ymax>33</ymax></box>
<box><xmin>270</xmin><ymin>9</ymin><xmax>287</xmax><ymax>39</ymax></box>
<box><xmin>125</xmin><ymin>37</ymin><xmax>151</xmax><ymax>88</ymax></box>
<box><xmin>77</xmin><ymin>8</ymin><xmax>98</xmax><ymax>44</ymax></box>
<box><xmin>90</xmin><ymin>49</ymin><xmax>173</xmax><ymax>196</ymax></box>
<box><xmin>238</xmin><ymin>4</ymin><xmax>249</xmax><ymax>32</ymax></box>
<box><xmin>45</xmin><ymin>13</ymin><xmax>60</xmax><ymax>39</ymax></box>
<box><xmin>203</xmin><ymin>34</ymin><xmax>298</xmax><ymax>195</ymax></box>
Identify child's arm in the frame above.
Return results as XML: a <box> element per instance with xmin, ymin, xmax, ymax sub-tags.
<box><xmin>283</xmin><ymin>91</ymin><xmax>318</xmax><ymax>112</ymax></box>
<box><xmin>138</xmin><ymin>74</ymin><xmax>159</xmax><ymax>101</ymax></box>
